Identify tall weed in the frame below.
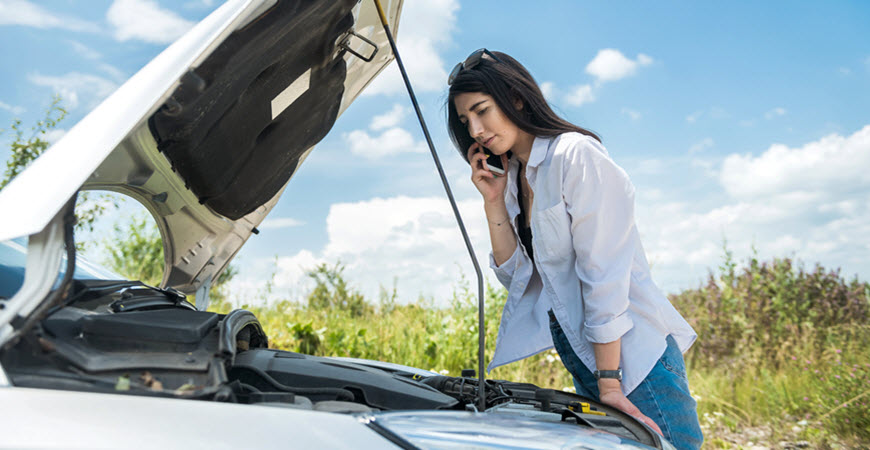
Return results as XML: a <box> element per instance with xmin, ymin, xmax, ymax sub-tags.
<box><xmin>212</xmin><ymin>251</ymin><xmax>870</xmax><ymax>445</ymax></box>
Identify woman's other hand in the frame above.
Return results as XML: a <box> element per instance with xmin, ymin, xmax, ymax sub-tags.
<box><xmin>598</xmin><ymin>382</ymin><xmax>664</xmax><ymax>436</ymax></box>
<box><xmin>466</xmin><ymin>142</ymin><xmax>508</xmax><ymax>204</ymax></box>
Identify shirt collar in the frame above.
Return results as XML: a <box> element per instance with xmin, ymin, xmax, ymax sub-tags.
<box><xmin>526</xmin><ymin>136</ymin><xmax>551</xmax><ymax>168</ymax></box>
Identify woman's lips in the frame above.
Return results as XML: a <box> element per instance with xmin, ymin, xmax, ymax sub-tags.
<box><xmin>484</xmin><ymin>137</ymin><xmax>494</xmax><ymax>147</ymax></box>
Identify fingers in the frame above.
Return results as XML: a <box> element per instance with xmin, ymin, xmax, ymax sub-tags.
<box><xmin>465</xmin><ymin>142</ymin><xmax>481</xmax><ymax>162</ymax></box>
<box><xmin>636</xmin><ymin>413</ymin><xmax>663</xmax><ymax>436</ymax></box>
<box><xmin>467</xmin><ymin>143</ymin><xmax>494</xmax><ymax>179</ymax></box>
<box><xmin>600</xmin><ymin>391</ymin><xmax>663</xmax><ymax>437</ymax></box>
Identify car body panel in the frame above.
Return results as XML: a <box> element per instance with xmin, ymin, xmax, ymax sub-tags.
<box><xmin>0</xmin><ymin>386</ymin><xmax>395</xmax><ymax>449</ymax></box>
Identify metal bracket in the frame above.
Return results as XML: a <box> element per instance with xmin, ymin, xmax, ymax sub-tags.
<box><xmin>339</xmin><ymin>31</ymin><xmax>378</xmax><ymax>63</ymax></box>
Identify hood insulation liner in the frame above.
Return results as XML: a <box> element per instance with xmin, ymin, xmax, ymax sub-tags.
<box><xmin>150</xmin><ymin>0</ymin><xmax>357</xmax><ymax>220</ymax></box>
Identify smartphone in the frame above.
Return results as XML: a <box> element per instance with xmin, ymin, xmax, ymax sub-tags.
<box><xmin>481</xmin><ymin>149</ymin><xmax>505</xmax><ymax>176</ymax></box>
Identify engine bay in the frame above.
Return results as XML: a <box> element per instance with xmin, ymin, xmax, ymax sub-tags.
<box><xmin>0</xmin><ymin>279</ymin><xmax>662</xmax><ymax>448</ymax></box>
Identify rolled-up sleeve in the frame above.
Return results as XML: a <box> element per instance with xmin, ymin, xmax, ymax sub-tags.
<box><xmin>489</xmin><ymin>243</ymin><xmax>524</xmax><ymax>289</ymax></box>
<box><xmin>562</xmin><ymin>139</ymin><xmax>635</xmax><ymax>344</ymax></box>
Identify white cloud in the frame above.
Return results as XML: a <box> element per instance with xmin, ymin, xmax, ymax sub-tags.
<box><xmin>230</xmin><ymin>127</ymin><xmax>870</xmax><ymax>305</ymax></box>
<box><xmin>545</xmin><ymin>49</ymin><xmax>652</xmax><ymax>108</ymax></box>
<box><xmin>764</xmin><ymin>107</ymin><xmax>787</xmax><ymax>120</ymax></box>
<box><xmin>319</xmin><ymin>196</ymin><xmax>490</xmax><ymax>302</ymax></box>
<box><xmin>98</xmin><ymin>63</ymin><xmax>127</xmax><ymax>81</ymax></box>
<box><xmin>0</xmin><ymin>0</ymin><xmax>99</xmax><ymax>32</ymax></box>
<box><xmin>183</xmin><ymin>0</ymin><xmax>215</xmax><ymax>8</ymax></box>
<box><xmin>720</xmin><ymin>125</ymin><xmax>870</xmax><ymax>198</ymax></box>
<box><xmin>370</xmin><ymin>104</ymin><xmax>408</xmax><ymax>131</ymax></box>
<box><xmin>688</xmin><ymin>137</ymin><xmax>714</xmax><ymax>154</ymax></box>
<box><xmin>258</xmin><ymin>217</ymin><xmax>305</xmax><ymax>230</ymax></box>
<box><xmin>27</xmin><ymin>72</ymin><xmax>118</xmax><ymax>110</ymax></box>
<box><xmin>636</xmin><ymin>125</ymin><xmax>870</xmax><ymax>292</ymax></box>
<box><xmin>539</xmin><ymin>81</ymin><xmax>556</xmax><ymax>102</ymax></box>
<box><xmin>564</xmin><ymin>84</ymin><xmax>595</xmax><ymax>107</ymax></box>
<box><xmin>0</xmin><ymin>100</ymin><xmax>25</xmax><ymax>115</ymax></box>
<box><xmin>624</xmin><ymin>158</ymin><xmax>666</xmax><ymax>176</ymax></box>
<box><xmin>107</xmin><ymin>0</ymin><xmax>194</xmax><ymax>44</ymax></box>
<box><xmin>363</xmin><ymin>0</ymin><xmax>459</xmax><ymax>96</ymax></box>
<box><xmin>344</xmin><ymin>127</ymin><xmax>426</xmax><ymax>159</ymax></box>
<box><xmin>68</xmin><ymin>40</ymin><xmax>101</xmax><ymax>60</ymax></box>
<box><xmin>686</xmin><ymin>107</ymin><xmax>728</xmax><ymax>124</ymax></box>
<box><xmin>64</xmin><ymin>41</ymin><xmax>126</xmax><ymax>81</ymax></box>
<box><xmin>585</xmin><ymin>49</ymin><xmax>653</xmax><ymax>83</ymax></box>
<box><xmin>273</xmin><ymin>250</ymin><xmax>322</xmax><ymax>290</ymax></box>
<box><xmin>240</xmin><ymin>196</ymin><xmax>494</xmax><ymax>305</ymax></box>
<box><xmin>838</xmin><ymin>67</ymin><xmax>851</xmax><ymax>76</ymax></box>
<box><xmin>44</xmin><ymin>129</ymin><xmax>67</xmax><ymax>144</ymax></box>
<box><xmin>621</xmin><ymin>108</ymin><xmax>641</xmax><ymax>120</ymax></box>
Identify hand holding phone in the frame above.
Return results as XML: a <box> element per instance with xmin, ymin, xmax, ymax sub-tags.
<box><xmin>480</xmin><ymin>148</ymin><xmax>505</xmax><ymax>176</ymax></box>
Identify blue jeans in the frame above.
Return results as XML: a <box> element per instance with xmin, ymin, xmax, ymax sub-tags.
<box><xmin>548</xmin><ymin>311</ymin><xmax>703</xmax><ymax>450</ymax></box>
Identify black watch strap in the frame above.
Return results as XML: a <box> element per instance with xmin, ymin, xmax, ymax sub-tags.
<box><xmin>593</xmin><ymin>369</ymin><xmax>623</xmax><ymax>381</ymax></box>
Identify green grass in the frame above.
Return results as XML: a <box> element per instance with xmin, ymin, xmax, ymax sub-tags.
<box><xmin>208</xmin><ymin>256</ymin><xmax>869</xmax><ymax>448</ymax></box>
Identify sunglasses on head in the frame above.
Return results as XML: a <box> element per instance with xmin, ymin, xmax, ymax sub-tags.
<box><xmin>447</xmin><ymin>48</ymin><xmax>502</xmax><ymax>86</ymax></box>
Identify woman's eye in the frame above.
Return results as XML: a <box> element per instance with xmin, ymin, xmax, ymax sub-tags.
<box><xmin>479</xmin><ymin>107</ymin><xmax>488</xmax><ymax>115</ymax></box>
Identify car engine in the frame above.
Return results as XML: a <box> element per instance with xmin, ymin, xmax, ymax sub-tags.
<box><xmin>0</xmin><ymin>279</ymin><xmax>662</xmax><ymax>448</ymax></box>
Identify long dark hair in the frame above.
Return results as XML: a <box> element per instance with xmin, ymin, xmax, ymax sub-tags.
<box><xmin>447</xmin><ymin>51</ymin><xmax>600</xmax><ymax>162</ymax></box>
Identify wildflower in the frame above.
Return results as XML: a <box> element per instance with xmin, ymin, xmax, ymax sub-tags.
<box><xmin>845</xmin><ymin>418</ymin><xmax>850</xmax><ymax>423</ymax></box>
<box><xmin>835</xmin><ymin>375</ymin><xmax>841</xmax><ymax>379</ymax></box>
<box><xmin>805</xmin><ymin>360</ymin><xmax>811</xmax><ymax>364</ymax></box>
<box><xmin>835</xmin><ymin>349</ymin><xmax>842</xmax><ymax>354</ymax></box>
<box><xmin>791</xmin><ymin>356</ymin><xmax>797</xmax><ymax>360</ymax></box>
<box><xmin>803</xmin><ymin>397</ymin><xmax>809</xmax><ymax>401</ymax></box>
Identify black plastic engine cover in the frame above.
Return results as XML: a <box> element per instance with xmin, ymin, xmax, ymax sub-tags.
<box><xmin>230</xmin><ymin>349</ymin><xmax>459</xmax><ymax>410</ymax></box>
<box><xmin>150</xmin><ymin>0</ymin><xmax>357</xmax><ymax>219</ymax></box>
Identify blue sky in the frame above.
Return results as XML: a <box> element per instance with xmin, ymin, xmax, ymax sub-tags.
<box><xmin>1</xmin><ymin>0</ymin><xmax>869</xmax><ymax>304</ymax></box>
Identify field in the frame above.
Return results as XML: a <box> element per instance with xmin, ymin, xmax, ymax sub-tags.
<box><xmin>208</xmin><ymin>252</ymin><xmax>870</xmax><ymax>449</ymax></box>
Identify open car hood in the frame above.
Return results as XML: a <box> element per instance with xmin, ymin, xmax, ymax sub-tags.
<box><xmin>0</xmin><ymin>0</ymin><xmax>402</xmax><ymax>294</ymax></box>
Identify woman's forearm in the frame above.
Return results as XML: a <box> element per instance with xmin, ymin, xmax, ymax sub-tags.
<box><xmin>592</xmin><ymin>339</ymin><xmax>622</xmax><ymax>392</ymax></box>
<box><xmin>485</xmin><ymin>200</ymin><xmax>517</xmax><ymax>266</ymax></box>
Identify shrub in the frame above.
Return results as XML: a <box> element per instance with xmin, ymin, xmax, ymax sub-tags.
<box><xmin>670</xmin><ymin>249</ymin><xmax>869</xmax><ymax>369</ymax></box>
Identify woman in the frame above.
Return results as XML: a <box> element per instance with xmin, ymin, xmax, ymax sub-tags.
<box><xmin>446</xmin><ymin>49</ymin><xmax>703</xmax><ymax>449</ymax></box>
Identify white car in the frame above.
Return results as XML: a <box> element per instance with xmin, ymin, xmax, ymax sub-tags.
<box><xmin>0</xmin><ymin>1</ymin><xmax>673</xmax><ymax>448</ymax></box>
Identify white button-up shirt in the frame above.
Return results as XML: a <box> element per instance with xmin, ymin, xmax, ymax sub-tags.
<box><xmin>487</xmin><ymin>132</ymin><xmax>697</xmax><ymax>396</ymax></box>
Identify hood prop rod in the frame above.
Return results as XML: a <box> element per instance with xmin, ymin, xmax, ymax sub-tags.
<box><xmin>373</xmin><ymin>0</ymin><xmax>487</xmax><ymax>412</ymax></box>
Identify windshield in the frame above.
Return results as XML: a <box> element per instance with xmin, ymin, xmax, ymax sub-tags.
<box><xmin>0</xmin><ymin>238</ymin><xmax>122</xmax><ymax>300</ymax></box>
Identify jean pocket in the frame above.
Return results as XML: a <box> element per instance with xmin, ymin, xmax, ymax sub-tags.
<box><xmin>658</xmin><ymin>338</ymin><xmax>688</xmax><ymax>380</ymax></box>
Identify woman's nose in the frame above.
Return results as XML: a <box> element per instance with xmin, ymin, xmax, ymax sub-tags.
<box><xmin>468</xmin><ymin>119</ymin><xmax>484</xmax><ymax>140</ymax></box>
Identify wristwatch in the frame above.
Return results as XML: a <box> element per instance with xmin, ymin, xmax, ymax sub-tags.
<box><xmin>593</xmin><ymin>369</ymin><xmax>623</xmax><ymax>381</ymax></box>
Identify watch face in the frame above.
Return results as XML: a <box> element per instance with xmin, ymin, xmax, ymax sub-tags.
<box><xmin>595</xmin><ymin>369</ymin><xmax>622</xmax><ymax>381</ymax></box>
